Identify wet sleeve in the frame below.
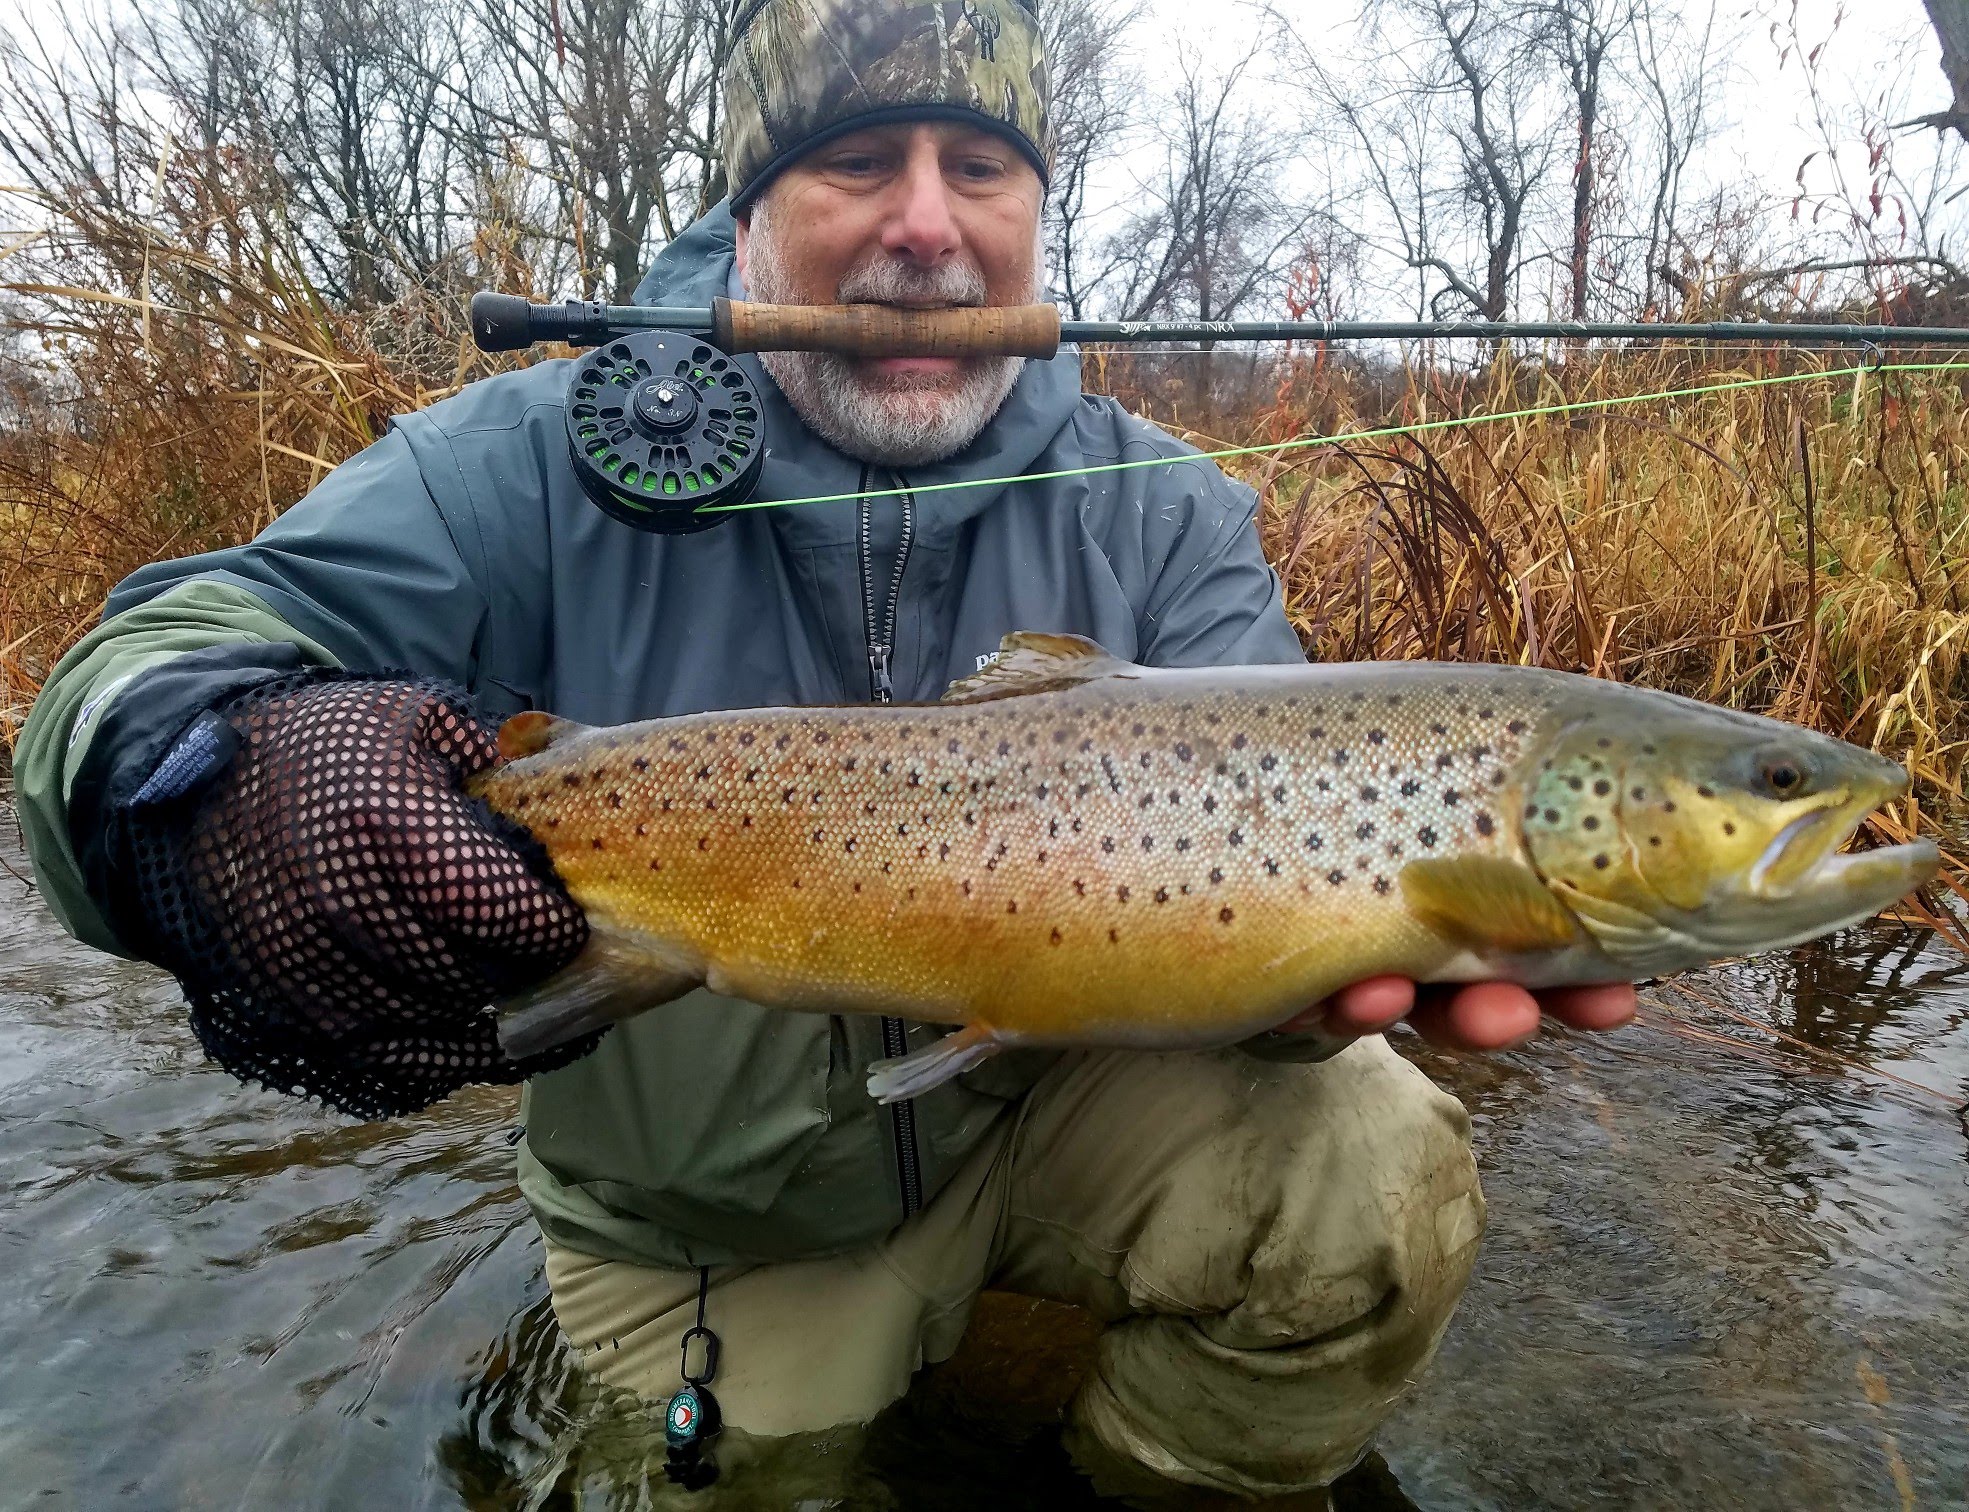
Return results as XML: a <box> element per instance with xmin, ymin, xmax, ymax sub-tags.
<box><xmin>14</xmin><ymin>426</ymin><xmax>488</xmax><ymax>954</ymax></box>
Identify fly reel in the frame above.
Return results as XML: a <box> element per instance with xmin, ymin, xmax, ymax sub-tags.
<box><xmin>468</xmin><ymin>294</ymin><xmax>768</xmax><ymax>534</ymax></box>
<box><xmin>565</xmin><ymin>333</ymin><xmax>765</xmax><ymax>534</ymax></box>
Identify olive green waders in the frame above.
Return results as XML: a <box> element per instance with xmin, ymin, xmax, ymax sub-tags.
<box><xmin>543</xmin><ymin>1036</ymin><xmax>1484</xmax><ymax>1501</ymax></box>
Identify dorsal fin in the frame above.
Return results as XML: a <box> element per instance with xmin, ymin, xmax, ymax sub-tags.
<box><xmin>497</xmin><ymin>710</ymin><xmax>592</xmax><ymax>762</ymax></box>
<box><xmin>940</xmin><ymin>632</ymin><xmax>1138</xmax><ymax>704</ymax></box>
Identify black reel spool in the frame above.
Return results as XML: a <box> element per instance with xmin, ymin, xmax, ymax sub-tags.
<box><xmin>566</xmin><ymin>332</ymin><xmax>766</xmax><ymax>534</ymax></box>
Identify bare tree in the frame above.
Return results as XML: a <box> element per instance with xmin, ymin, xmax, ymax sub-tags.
<box><xmin>1908</xmin><ymin>0</ymin><xmax>1969</xmax><ymax>140</ymax></box>
<box><xmin>1539</xmin><ymin>0</ymin><xmax>1635</xmax><ymax>319</ymax></box>
<box><xmin>1039</xmin><ymin>0</ymin><xmax>1142</xmax><ymax>320</ymax></box>
<box><xmin>1282</xmin><ymin>0</ymin><xmax>1559</xmax><ymax>321</ymax></box>
<box><xmin>1100</xmin><ymin>45</ymin><xmax>1317</xmax><ymax>324</ymax></box>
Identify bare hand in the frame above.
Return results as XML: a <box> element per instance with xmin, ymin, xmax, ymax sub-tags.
<box><xmin>1277</xmin><ymin>977</ymin><xmax>1637</xmax><ymax>1052</ymax></box>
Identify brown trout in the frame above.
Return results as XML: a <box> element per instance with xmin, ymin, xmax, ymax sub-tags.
<box><xmin>472</xmin><ymin>633</ymin><xmax>1938</xmax><ymax>1101</ymax></box>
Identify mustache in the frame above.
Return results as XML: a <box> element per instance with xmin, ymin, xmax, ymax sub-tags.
<box><xmin>837</xmin><ymin>255</ymin><xmax>987</xmax><ymax>307</ymax></box>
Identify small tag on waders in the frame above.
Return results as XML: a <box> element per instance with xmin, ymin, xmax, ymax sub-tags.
<box><xmin>663</xmin><ymin>1268</ymin><xmax>723</xmax><ymax>1491</ymax></box>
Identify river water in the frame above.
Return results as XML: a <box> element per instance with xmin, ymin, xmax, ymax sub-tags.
<box><xmin>2</xmin><ymin>823</ymin><xmax>1965</xmax><ymax>1509</ymax></box>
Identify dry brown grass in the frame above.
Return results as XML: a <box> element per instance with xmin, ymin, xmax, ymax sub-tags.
<box><xmin>4</xmin><ymin>191</ymin><xmax>1966</xmax><ymax>939</ymax></box>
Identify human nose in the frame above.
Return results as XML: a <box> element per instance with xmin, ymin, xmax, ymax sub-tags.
<box><xmin>878</xmin><ymin>142</ymin><xmax>963</xmax><ymax>266</ymax></box>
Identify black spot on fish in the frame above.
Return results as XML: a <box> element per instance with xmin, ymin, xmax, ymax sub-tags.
<box><xmin>1697</xmin><ymin>785</ymin><xmax>1716</xmax><ymax>799</ymax></box>
<box><xmin>1117</xmin><ymin>885</ymin><xmax>1131</xmax><ymax>902</ymax></box>
<box><xmin>1567</xmin><ymin>777</ymin><xmax>1583</xmax><ymax>791</ymax></box>
<box><xmin>1443</xmin><ymin>788</ymin><xmax>1461</xmax><ymax>805</ymax></box>
<box><xmin>1203</xmin><ymin>795</ymin><xmax>1218</xmax><ymax>813</ymax></box>
<box><xmin>632</xmin><ymin>757</ymin><xmax>650</xmax><ymax>772</ymax></box>
<box><xmin>1175</xmin><ymin>742</ymin><xmax>1193</xmax><ymax>762</ymax></box>
<box><xmin>1475</xmin><ymin>813</ymin><xmax>1495</xmax><ymax>836</ymax></box>
<box><xmin>1327</xmin><ymin>870</ymin><xmax>1346</xmax><ymax>886</ymax></box>
<box><xmin>1311</xmin><ymin>726</ymin><xmax>1327</xmax><ymax>740</ymax></box>
<box><xmin>1228</xmin><ymin>829</ymin><xmax>1244</xmax><ymax>846</ymax></box>
<box><xmin>1360</xmin><ymin>785</ymin><xmax>1380</xmax><ymax>801</ymax></box>
<box><xmin>853</xmin><ymin>881</ymin><xmax>863</xmax><ymax>894</ymax></box>
<box><xmin>590</xmin><ymin>837</ymin><xmax>605</xmax><ymax>851</ymax></box>
<box><xmin>1430</xmin><ymin>722</ymin><xmax>1449</xmax><ymax>736</ymax></box>
<box><xmin>1506</xmin><ymin>719</ymin><xmax>1527</xmax><ymax>735</ymax></box>
<box><xmin>1176</xmin><ymin>837</ymin><xmax>1192</xmax><ymax>852</ymax></box>
<box><xmin>1101</xmin><ymin>836</ymin><xmax>1116</xmax><ymax>853</ymax></box>
<box><xmin>1109</xmin><ymin>928</ymin><xmax>1120</xmax><ymax>944</ymax></box>
<box><xmin>1583</xmin><ymin>816</ymin><xmax>1600</xmax><ymax>830</ymax></box>
<box><xmin>1050</xmin><ymin>928</ymin><xmax>1063</xmax><ymax>945</ymax></box>
<box><xmin>1373</xmin><ymin>877</ymin><xmax>1391</xmax><ymax>895</ymax></box>
<box><xmin>1264</xmin><ymin>857</ymin><xmax>1281</xmax><ymax>875</ymax></box>
<box><xmin>738</xmin><ymin>733</ymin><xmax>754</xmax><ymax>747</ymax></box>
<box><xmin>1154</xmin><ymin>887</ymin><xmax>1170</xmax><ymax>904</ymax></box>
<box><xmin>1649</xmin><ymin>836</ymin><xmax>1662</xmax><ymax>847</ymax></box>
<box><xmin>1356</xmin><ymin>821</ymin><xmax>1376</xmax><ymax>840</ymax></box>
<box><xmin>1131</xmin><ymin>723</ymin><xmax>1146</xmax><ymax>737</ymax></box>
<box><xmin>1368</xmin><ymin>729</ymin><xmax>1387</xmax><ymax>746</ymax></box>
<box><xmin>608</xmin><ymin>791</ymin><xmax>623</xmax><ymax>808</ymax></box>
<box><xmin>562</xmin><ymin>773</ymin><xmax>582</xmax><ymax>789</ymax></box>
<box><xmin>1260</xmin><ymin>754</ymin><xmax>1277</xmax><ymax>771</ymax></box>
<box><xmin>1597</xmin><ymin>737</ymin><xmax>1612</xmax><ymax>749</ymax></box>
<box><xmin>1418</xmin><ymin>826</ymin><xmax>1439</xmax><ymax>847</ymax></box>
<box><xmin>697</xmin><ymin>837</ymin><xmax>709</xmax><ymax>851</ymax></box>
<box><xmin>1210</xmin><ymin>866</ymin><xmax>1226</xmax><ymax>884</ymax></box>
<box><xmin>1593</xmin><ymin>854</ymin><xmax>1610</xmax><ymax>869</ymax></box>
<box><xmin>1333</xmin><ymin>750</ymin><xmax>1350</xmax><ymax>766</ymax></box>
<box><xmin>1305</xmin><ymin>833</ymin><xmax>1324</xmax><ymax>851</ymax></box>
<box><xmin>1403</xmin><ymin>779</ymin><xmax>1423</xmax><ymax>797</ymax></box>
<box><xmin>1544</xmin><ymin>808</ymin><xmax>1560</xmax><ymax>823</ymax></box>
<box><xmin>1663</xmin><ymin>801</ymin><xmax>1677</xmax><ymax>813</ymax></box>
<box><xmin>1723</xmin><ymin>821</ymin><xmax>1736</xmax><ymax>835</ymax></box>
<box><xmin>1219</xmin><ymin>906</ymin><xmax>1235</xmax><ymax>924</ymax></box>
<box><xmin>1435</xmin><ymin>753</ymin><xmax>1454</xmax><ymax>770</ymax></box>
<box><xmin>1141</xmin><ymin>836</ymin><xmax>1155</xmax><ymax>850</ymax></box>
<box><xmin>648</xmin><ymin>856</ymin><xmax>660</xmax><ymax>869</ymax></box>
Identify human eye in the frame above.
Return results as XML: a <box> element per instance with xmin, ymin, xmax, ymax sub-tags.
<box><xmin>952</xmin><ymin>154</ymin><xmax>1009</xmax><ymax>185</ymax></box>
<box><xmin>824</xmin><ymin>144</ymin><xmax>892</xmax><ymax>179</ymax></box>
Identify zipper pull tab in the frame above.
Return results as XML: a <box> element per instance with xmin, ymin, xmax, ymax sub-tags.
<box><xmin>869</xmin><ymin>642</ymin><xmax>895</xmax><ymax>703</ymax></box>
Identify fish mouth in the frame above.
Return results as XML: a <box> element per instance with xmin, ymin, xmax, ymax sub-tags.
<box><xmin>1733</xmin><ymin>779</ymin><xmax>1938</xmax><ymax>943</ymax></box>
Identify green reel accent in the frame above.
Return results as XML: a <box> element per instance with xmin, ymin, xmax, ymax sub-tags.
<box><xmin>566</xmin><ymin>331</ymin><xmax>766</xmax><ymax>534</ymax></box>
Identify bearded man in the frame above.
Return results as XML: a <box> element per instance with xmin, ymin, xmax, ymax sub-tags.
<box><xmin>15</xmin><ymin>0</ymin><xmax>1634</xmax><ymax>1502</ymax></box>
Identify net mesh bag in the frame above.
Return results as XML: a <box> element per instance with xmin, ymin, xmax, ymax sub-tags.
<box><xmin>122</xmin><ymin>672</ymin><xmax>598</xmax><ymax>1119</ymax></box>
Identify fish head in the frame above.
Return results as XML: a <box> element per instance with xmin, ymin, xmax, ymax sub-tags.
<box><xmin>1520</xmin><ymin>699</ymin><xmax>1938</xmax><ymax>972</ymax></box>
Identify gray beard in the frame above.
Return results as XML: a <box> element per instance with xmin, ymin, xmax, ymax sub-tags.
<box><xmin>743</xmin><ymin>204</ymin><xmax>1027</xmax><ymax>468</ymax></box>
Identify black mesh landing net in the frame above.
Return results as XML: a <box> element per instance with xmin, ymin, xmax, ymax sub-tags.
<box><xmin>123</xmin><ymin>673</ymin><xmax>597</xmax><ymax>1119</ymax></box>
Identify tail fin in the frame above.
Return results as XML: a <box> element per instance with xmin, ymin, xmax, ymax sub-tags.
<box><xmin>496</xmin><ymin>922</ymin><xmax>699</xmax><ymax>1060</ymax></box>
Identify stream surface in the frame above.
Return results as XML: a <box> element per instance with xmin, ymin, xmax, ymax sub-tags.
<box><xmin>2</xmin><ymin>823</ymin><xmax>1966</xmax><ymax>1509</ymax></box>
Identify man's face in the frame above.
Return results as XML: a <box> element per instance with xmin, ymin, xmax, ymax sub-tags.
<box><xmin>735</xmin><ymin>120</ymin><xmax>1045</xmax><ymax>468</ymax></box>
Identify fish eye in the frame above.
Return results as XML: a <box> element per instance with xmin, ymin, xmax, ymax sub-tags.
<box><xmin>1759</xmin><ymin>758</ymin><xmax>1806</xmax><ymax>796</ymax></box>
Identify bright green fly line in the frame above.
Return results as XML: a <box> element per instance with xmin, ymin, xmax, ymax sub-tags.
<box><xmin>697</xmin><ymin>356</ymin><xmax>1969</xmax><ymax>515</ymax></box>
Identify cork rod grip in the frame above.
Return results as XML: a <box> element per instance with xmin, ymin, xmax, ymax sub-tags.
<box><xmin>712</xmin><ymin>298</ymin><xmax>1061</xmax><ymax>359</ymax></box>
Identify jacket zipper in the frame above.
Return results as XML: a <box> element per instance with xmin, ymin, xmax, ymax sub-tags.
<box><xmin>858</xmin><ymin>469</ymin><xmax>923</xmax><ymax>1219</ymax></box>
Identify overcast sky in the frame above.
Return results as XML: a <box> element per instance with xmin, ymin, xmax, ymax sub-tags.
<box><xmin>1078</xmin><ymin>0</ymin><xmax>1963</xmax><ymax>319</ymax></box>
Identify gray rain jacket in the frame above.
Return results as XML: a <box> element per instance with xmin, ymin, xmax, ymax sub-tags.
<box><xmin>15</xmin><ymin>204</ymin><xmax>1308</xmax><ymax>1269</ymax></box>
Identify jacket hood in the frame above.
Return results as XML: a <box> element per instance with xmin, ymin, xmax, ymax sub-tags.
<box><xmin>631</xmin><ymin>201</ymin><xmax>1085</xmax><ymax>550</ymax></box>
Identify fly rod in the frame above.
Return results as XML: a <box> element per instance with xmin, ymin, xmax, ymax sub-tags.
<box><xmin>469</xmin><ymin>292</ymin><xmax>1969</xmax><ymax>359</ymax></box>
<box><xmin>466</xmin><ymin>290</ymin><xmax>1969</xmax><ymax>538</ymax></box>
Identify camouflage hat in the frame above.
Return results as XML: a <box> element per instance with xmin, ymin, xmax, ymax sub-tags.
<box><xmin>721</xmin><ymin>0</ymin><xmax>1053</xmax><ymax>213</ymax></box>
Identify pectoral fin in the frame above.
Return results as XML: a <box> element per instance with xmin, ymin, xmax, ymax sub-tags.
<box><xmin>495</xmin><ymin>921</ymin><xmax>701</xmax><ymax>1060</ymax></box>
<box><xmin>865</xmin><ymin>1021</ymin><xmax>1003</xmax><ymax>1103</ymax></box>
<box><xmin>1399</xmin><ymin>857</ymin><xmax>1582</xmax><ymax>954</ymax></box>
